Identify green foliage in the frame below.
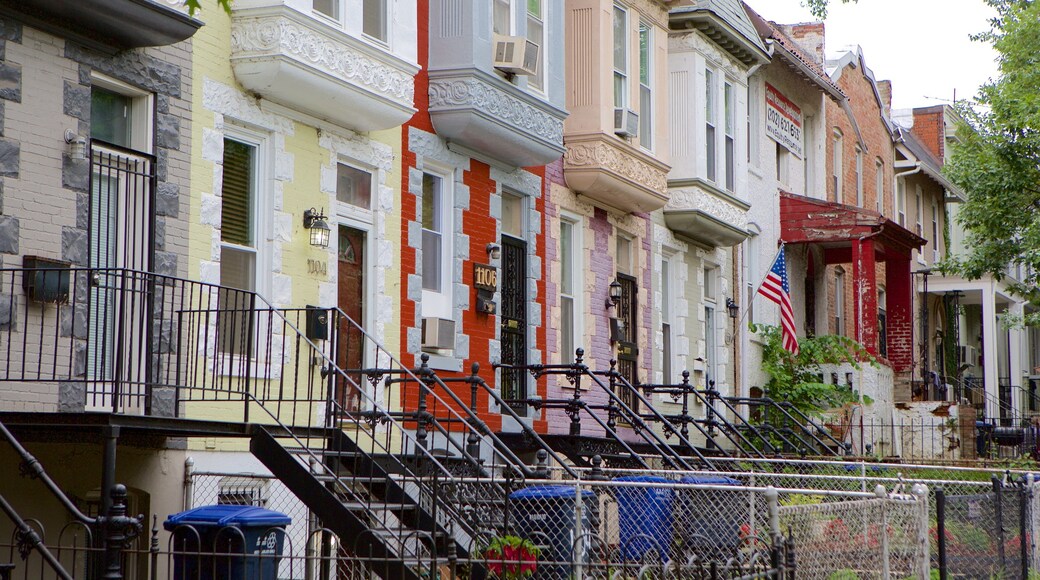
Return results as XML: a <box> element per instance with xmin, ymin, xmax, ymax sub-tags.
<box><xmin>750</xmin><ymin>323</ymin><xmax>876</xmax><ymax>417</ymax></box>
<box><xmin>826</xmin><ymin>570</ymin><xmax>861</xmax><ymax>580</ymax></box>
<box><xmin>943</xmin><ymin>0</ymin><xmax>1040</xmax><ymax>323</ymax></box>
<box><xmin>183</xmin><ymin>0</ymin><xmax>233</xmax><ymax>17</ymax></box>
<box><xmin>801</xmin><ymin>0</ymin><xmax>859</xmax><ymax>19</ymax></box>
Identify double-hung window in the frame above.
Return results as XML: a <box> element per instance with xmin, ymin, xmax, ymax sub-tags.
<box><xmin>421</xmin><ymin>172</ymin><xmax>453</xmax><ymax>318</ymax></box>
<box><xmin>855</xmin><ymin>147</ymin><xmax>863</xmax><ymax>207</ymax></box>
<box><xmin>932</xmin><ymin>201</ymin><xmax>940</xmax><ymax>262</ymax></box>
<box><xmin>363</xmin><ymin>0</ymin><xmax>387</xmax><ymax>42</ymax></box>
<box><xmin>703</xmin><ymin>266</ymin><xmax>718</xmax><ymax>388</ymax></box>
<box><xmin>705</xmin><ymin>69</ymin><xmax>717</xmax><ymax>182</ymax></box>
<box><xmin>661</xmin><ymin>255</ymin><xmax>677</xmax><ymax>383</ymax></box>
<box><xmin>896</xmin><ymin>180</ymin><xmax>906</xmax><ymax>225</ymax></box>
<box><xmin>724</xmin><ymin>81</ymin><xmax>735</xmax><ymax>191</ymax></box>
<box><xmin>219</xmin><ymin>137</ymin><xmax>259</xmax><ymax>355</ymax></box>
<box><xmin>527</xmin><ymin>0</ymin><xmax>545</xmax><ymax>91</ymax></box>
<box><xmin>613</xmin><ymin>5</ymin><xmax>628</xmax><ymax>110</ymax></box>
<box><xmin>493</xmin><ymin>0</ymin><xmax>512</xmax><ymax>34</ymax></box>
<box><xmin>832</xmin><ymin>130</ymin><xmax>843</xmax><ymax>203</ymax></box>
<box><xmin>875</xmin><ymin>159</ymin><xmax>884</xmax><ymax>213</ymax></box>
<box><xmin>559</xmin><ymin>216</ymin><xmax>583</xmax><ymax>364</ymax></box>
<box><xmin>638</xmin><ymin>21</ymin><xmax>652</xmax><ymax>149</ymax></box>
<box><xmin>915</xmin><ymin>185</ymin><xmax>924</xmax><ymax>238</ymax></box>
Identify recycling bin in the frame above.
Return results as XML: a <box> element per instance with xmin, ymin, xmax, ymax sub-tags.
<box><xmin>164</xmin><ymin>505</ymin><xmax>291</xmax><ymax>580</ymax></box>
<box><xmin>612</xmin><ymin>475</ymin><xmax>673</xmax><ymax>562</ymax></box>
<box><xmin>674</xmin><ymin>475</ymin><xmax>742</xmax><ymax>561</ymax></box>
<box><xmin>508</xmin><ymin>485</ymin><xmax>598</xmax><ymax>580</ymax></box>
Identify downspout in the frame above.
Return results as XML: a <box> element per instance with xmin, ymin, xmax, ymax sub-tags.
<box><xmin>894</xmin><ymin>163</ymin><xmax>923</xmax><ymax>179</ymax></box>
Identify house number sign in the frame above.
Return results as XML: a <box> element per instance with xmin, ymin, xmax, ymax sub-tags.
<box><xmin>473</xmin><ymin>263</ymin><xmax>498</xmax><ymax>291</ymax></box>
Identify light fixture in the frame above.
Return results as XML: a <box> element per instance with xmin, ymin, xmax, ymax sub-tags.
<box><xmin>726</xmin><ymin>298</ymin><xmax>739</xmax><ymax>319</ymax></box>
<box><xmin>486</xmin><ymin>243</ymin><xmax>501</xmax><ymax>260</ymax></box>
<box><xmin>303</xmin><ymin>208</ymin><xmax>331</xmax><ymax>249</ymax></box>
<box><xmin>64</xmin><ymin>129</ymin><xmax>86</xmax><ymax>160</ymax></box>
<box><xmin>607</xmin><ymin>279</ymin><xmax>623</xmax><ymax>309</ymax></box>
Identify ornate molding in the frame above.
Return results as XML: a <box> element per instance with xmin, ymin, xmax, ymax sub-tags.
<box><xmin>564</xmin><ymin>139</ymin><xmax>669</xmax><ymax>194</ymax></box>
<box><xmin>231</xmin><ymin>10</ymin><xmax>416</xmax><ymax>107</ymax></box>
<box><xmin>428</xmin><ymin>76</ymin><xmax>564</xmax><ymax>146</ymax></box>
<box><xmin>668</xmin><ymin>186</ymin><xmax>749</xmax><ymax>230</ymax></box>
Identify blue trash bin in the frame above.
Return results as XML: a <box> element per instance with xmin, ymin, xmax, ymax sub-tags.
<box><xmin>508</xmin><ymin>485</ymin><xmax>598</xmax><ymax>580</ymax></box>
<box><xmin>674</xmin><ymin>475</ymin><xmax>741</xmax><ymax>561</ymax></box>
<box><xmin>164</xmin><ymin>505</ymin><xmax>291</xmax><ymax>580</ymax></box>
<box><xmin>613</xmin><ymin>475</ymin><xmax>673</xmax><ymax>562</ymax></box>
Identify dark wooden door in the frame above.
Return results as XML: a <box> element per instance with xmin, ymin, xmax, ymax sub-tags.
<box><xmin>500</xmin><ymin>235</ymin><xmax>528</xmax><ymax>415</ymax></box>
<box><xmin>337</xmin><ymin>226</ymin><xmax>365</xmax><ymax>414</ymax></box>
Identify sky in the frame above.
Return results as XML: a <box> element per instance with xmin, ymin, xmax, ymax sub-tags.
<box><xmin>745</xmin><ymin>0</ymin><xmax>1000</xmax><ymax>111</ymax></box>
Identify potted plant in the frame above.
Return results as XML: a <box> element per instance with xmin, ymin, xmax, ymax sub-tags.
<box><xmin>483</xmin><ymin>536</ymin><xmax>540</xmax><ymax>579</ymax></box>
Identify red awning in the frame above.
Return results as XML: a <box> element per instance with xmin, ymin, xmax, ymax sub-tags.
<box><xmin>780</xmin><ymin>191</ymin><xmax>925</xmax><ymax>261</ymax></box>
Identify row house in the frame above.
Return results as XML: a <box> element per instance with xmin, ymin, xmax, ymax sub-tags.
<box><xmin>0</xmin><ymin>0</ymin><xmax>202</xmax><ymax>540</ymax></box>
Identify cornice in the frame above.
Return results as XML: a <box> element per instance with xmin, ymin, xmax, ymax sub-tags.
<box><xmin>667</xmin><ymin>183</ymin><xmax>750</xmax><ymax>229</ymax></box>
<box><xmin>564</xmin><ymin>134</ymin><xmax>670</xmax><ymax>194</ymax></box>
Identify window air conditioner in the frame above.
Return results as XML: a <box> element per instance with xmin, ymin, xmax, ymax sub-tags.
<box><xmin>959</xmin><ymin>345</ymin><xmax>978</xmax><ymax>367</ymax></box>
<box><xmin>421</xmin><ymin>317</ymin><xmax>456</xmax><ymax>351</ymax></box>
<box><xmin>493</xmin><ymin>35</ymin><xmax>540</xmax><ymax>76</ymax></box>
<box><xmin>614</xmin><ymin>108</ymin><xmax>639</xmax><ymax>138</ymax></box>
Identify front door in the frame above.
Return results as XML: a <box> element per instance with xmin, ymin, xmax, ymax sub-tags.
<box><xmin>616</xmin><ymin>273</ymin><xmax>639</xmax><ymax>413</ymax></box>
<box><xmin>336</xmin><ymin>226</ymin><xmax>366</xmax><ymax>414</ymax></box>
<box><xmin>500</xmin><ymin>235</ymin><xmax>528</xmax><ymax>415</ymax></box>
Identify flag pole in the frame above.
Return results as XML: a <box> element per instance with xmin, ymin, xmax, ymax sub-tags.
<box><xmin>737</xmin><ymin>241</ymin><xmax>786</xmax><ymax>328</ymax></box>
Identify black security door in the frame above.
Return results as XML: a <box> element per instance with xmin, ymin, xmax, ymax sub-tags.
<box><xmin>616</xmin><ymin>273</ymin><xmax>639</xmax><ymax>413</ymax></box>
<box><xmin>500</xmin><ymin>235</ymin><xmax>528</xmax><ymax>415</ymax></box>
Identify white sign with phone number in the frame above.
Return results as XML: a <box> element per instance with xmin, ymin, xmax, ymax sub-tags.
<box><xmin>765</xmin><ymin>83</ymin><xmax>803</xmax><ymax>159</ymax></box>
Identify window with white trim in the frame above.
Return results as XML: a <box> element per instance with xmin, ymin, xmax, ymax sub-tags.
<box><xmin>748</xmin><ymin>81</ymin><xmax>760</xmax><ymax>166</ymax></box>
<box><xmin>421</xmin><ymin>172</ymin><xmax>453</xmax><ymax>318</ymax></box>
<box><xmin>660</xmin><ymin>254</ymin><xmax>677</xmax><ymax>383</ymax></box>
<box><xmin>493</xmin><ymin>0</ymin><xmax>512</xmax><ymax>34</ymax></box>
<box><xmin>724</xmin><ymin>81</ymin><xmax>735</xmax><ymax>192</ymax></box>
<box><xmin>527</xmin><ymin>0</ymin><xmax>545</xmax><ymax>91</ymax></box>
<box><xmin>363</xmin><ymin>0</ymin><xmax>388</xmax><ymax>42</ymax></box>
<box><xmin>897</xmin><ymin>179</ymin><xmax>906</xmax><ymax>225</ymax></box>
<box><xmin>931</xmin><ymin>200</ymin><xmax>940</xmax><ymax>263</ymax></box>
<box><xmin>612</xmin><ymin>5</ymin><xmax>628</xmax><ymax>110</ymax></box>
<box><xmin>703</xmin><ymin>265</ymin><xmax>719</xmax><ymax>388</ymax></box>
<box><xmin>219</xmin><ymin>136</ymin><xmax>261</xmax><ymax>355</ymax></box>
<box><xmin>638</xmin><ymin>21</ymin><xmax>652</xmax><ymax>149</ymax></box>
<box><xmin>803</xmin><ymin>115</ymin><xmax>814</xmax><ymax>195</ymax></box>
<box><xmin>776</xmin><ymin>142</ymin><xmax>789</xmax><ymax>187</ymax></box>
<box><xmin>313</xmin><ymin>0</ymin><xmax>339</xmax><ymax>20</ymax></box>
<box><xmin>855</xmin><ymin>146</ymin><xmax>863</xmax><ymax>207</ymax></box>
<box><xmin>560</xmin><ymin>215</ymin><xmax>583</xmax><ymax>364</ymax></box>
<box><xmin>915</xmin><ymin>185</ymin><xmax>923</xmax><ymax>236</ymax></box>
<box><xmin>875</xmin><ymin>158</ymin><xmax>884</xmax><ymax>213</ymax></box>
<box><xmin>832</xmin><ymin>129</ymin><xmax>843</xmax><ymax>203</ymax></box>
<box><xmin>745</xmin><ymin>232</ymin><xmax>759</xmax><ymax>325</ymax></box>
<box><xmin>336</xmin><ymin>163</ymin><xmax>372</xmax><ymax>209</ymax></box>
<box><xmin>706</xmin><ymin>69</ymin><xmax>717</xmax><ymax>183</ymax></box>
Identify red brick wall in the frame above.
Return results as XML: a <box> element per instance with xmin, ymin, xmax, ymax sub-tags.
<box><xmin>911</xmin><ymin>106</ymin><xmax>945</xmax><ymax>161</ymax></box>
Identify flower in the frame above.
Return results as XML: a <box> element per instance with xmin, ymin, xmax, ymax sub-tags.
<box><xmin>482</xmin><ymin>536</ymin><xmax>540</xmax><ymax>579</ymax></box>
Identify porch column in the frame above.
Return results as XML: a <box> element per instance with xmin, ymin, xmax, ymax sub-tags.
<box><xmin>852</xmin><ymin>238</ymin><xmax>878</xmax><ymax>356</ymax></box>
<box><xmin>982</xmin><ymin>287</ymin><xmax>1000</xmax><ymax>419</ymax></box>
<box><xmin>886</xmin><ymin>254</ymin><xmax>914</xmax><ymax>372</ymax></box>
<box><xmin>1007</xmin><ymin>299</ymin><xmax>1026</xmax><ymax>413</ymax></box>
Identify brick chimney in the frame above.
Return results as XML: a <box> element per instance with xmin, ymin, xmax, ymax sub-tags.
<box><xmin>911</xmin><ymin>106</ymin><xmax>947</xmax><ymax>161</ymax></box>
<box><xmin>778</xmin><ymin>22</ymin><xmax>825</xmax><ymax>63</ymax></box>
<box><xmin>876</xmin><ymin>80</ymin><xmax>892</xmax><ymax>119</ymax></box>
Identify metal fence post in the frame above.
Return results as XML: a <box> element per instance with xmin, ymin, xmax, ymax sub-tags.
<box><xmin>936</xmin><ymin>488</ymin><xmax>947</xmax><ymax>580</ymax></box>
<box><xmin>993</xmin><ymin>476</ymin><xmax>1006</xmax><ymax>572</ymax></box>
<box><xmin>182</xmin><ymin>456</ymin><xmax>194</xmax><ymax>511</ymax></box>
<box><xmin>101</xmin><ymin>484</ymin><xmax>143</xmax><ymax>580</ymax></box>
<box><xmin>1030</xmin><ymin>473</ymin><xmax>1038</xmax><ymax>572</ymax></box>
<box><xmin>766</xmin><ymin>487</ymin><xmax>781</xmax><ymax>577</ymax></box>
<box><xmin>574</xmin><ymin>480</ymin><xmax>584</xmax><ymax>580</ymax></box>
<box><xmin>913</xmin><ymin>484</ymin><xmax>930</xmax><ymax>580</ymax></box>
<box><xmin>1021</xmin><ymin>482</ymin><xmax>1029</xmax><ymax>580</ymax></box>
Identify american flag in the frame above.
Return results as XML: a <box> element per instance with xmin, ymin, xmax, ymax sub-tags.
<box><xmin>757</xmin><ymin>246</ymin><xmax>799</xmax><ymax>354</ymax></box>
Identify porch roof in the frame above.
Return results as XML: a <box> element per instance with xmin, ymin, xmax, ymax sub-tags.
<box><xmin>780</xmin><ymin>191</ymin><xmax>926</xmax><ymax>259</ymax></box>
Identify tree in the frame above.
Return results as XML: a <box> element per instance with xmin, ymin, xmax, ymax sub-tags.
<box><xmin>184</xmin><ymin>0</ymin><xmax>231</xmax><ymax>16</ymax></box>
<box><xmin>802</xmin><ymin>0</ymin><xmax>859</xmax><ymax>19</ymax></box>
<box><xmin>944</xmin><ymin>0</ymin><xmax>1040</xmax><ymax>321</ymax></box>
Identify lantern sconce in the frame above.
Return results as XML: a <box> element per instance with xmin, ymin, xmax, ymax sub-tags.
<box><xmin>726</xmin><ymin>298</ymin><xmax>739</xmax><ymax>319</ymax></box>
<box><xmin>303</xmin><ymin>208</ymin><xmax>331</xmax><ymax>249</ymax></box>
<box><xmin>486</xmin><ymin>243</ymin><xmax>501</xmax><ymax>261</ymax></box>
<box><xmin>606</xmin><ymin>279</ymin><xmax>623</xmax><ymax>310</ymax></box>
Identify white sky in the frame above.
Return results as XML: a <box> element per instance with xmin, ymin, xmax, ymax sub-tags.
<box><xmin>745</xmin><ymin>0</ymin><xmax>1000</xmax><ymax>111</ymax></box>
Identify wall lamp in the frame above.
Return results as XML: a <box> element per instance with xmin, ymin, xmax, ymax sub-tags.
<box><xmin>726</xmin><ymin>298</ymin><xmax>740</xmax><ymax>319</ymax></box>
<box><xmin>486</xmin><ymin>243</ymin><xmax>501</xmax><ymax>260</ymax></box>
<box><xmin>303</xmin><ymin>208</ymin><xmax>331</xmax><ymax>249</ymax></box>
<box><xmin>606</xmin><ymin>279</ymin><xmax>623</xmax><ymax>309</ymax></box>
<box><xmin>64</xmin><ymin>129</ymin><xmax>87</xmax><ymax>161</ymax></box>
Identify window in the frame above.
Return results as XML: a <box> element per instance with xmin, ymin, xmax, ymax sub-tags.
<box><xmin>661</xmin><ymin>256</ymin><xmax>674</xmax><ymax>383</ymax></box>
<box><xmin>612</xmin><ymin>5</ymin><xmax>627</xmax><ymax>109</ymax></box>
<box><xmin>832</xmin><ymin>130</ymin><xmax>843</xmax><ymax>203</ymax></box>
<box><xmin>616</xmin><ymin>234</ymin><xmax>632</xmax><ymax>275</ymax></box>
<box><xmin>896</xmin><ymin>179</ymin><xmax>906</xmax><ymax>225</ymax></box>
<box><xmin>703</xmin><ymin>266</ymin><xmax>718</xmax><ymax>388</ymax></box>
<box><xmin>493</xmin><ymin>0</ymin><xmax>512</xmax><ymax>34</ymax></box>
<box><xmin>748</xmin><ymin>82</ymin><xmax>760</xmax><ymax>166</ymax></box>
<box><xmin>834</xmin><ymin>269</ymin><xmax>845</xmax><ymax>337</ymax></box>
<box><xmin>703</xmin><ymin>266</ymin><xmax>717</xmax><ymax>302</ymax></box>
<box><xmin>560</xmin><ymin>216</ymin><xmax>583</xmax><ymax>364</ymax></box>
<box><xmin>638</xmin><ymin>21</ymin><xmax>652</xmax><ymax>149</ymax></box>
<box><xmin>931</xmin><ymin>200</ymin><xmax>940</xmax><ymax>262</ymax></box>
<box><xmin>745</xmin><ymin>233</ymin><xmax>759</xmax><ymax>325</ymax></box>
<box><xmin>527</xmin><ymin>0</ymin><xmax>545</xmax><ymax>91</ymax></box>
<box><xmin>313</xmin><ymin>0</ymin><xmax>338</xmax><ymax>20</ymax></box>
<box><xmin>217</xmin><ymin>478</ymin><xmax>268</xmax><ymax>507</ymax></box>
<box><xmin>705</xmin><ymin>69</ymin><xmax>716</xmax><ymax>182</ymax></box>
<box><xmin>91</xmin><ymin>87</ymin><xmax>132</xmax><ymax>148</ymax></box>
<box><xmin>363</xmin><ymin>0</ymin><xmax>387</xmax><ymax>41</ymax></box>
<box><xmin>855</xmin><ymin>147</ymin><xmax>863</xmax><ymax>207</ymax></box>
<box><xmin>421</xmin><ymin>173</ymin><xmax>451</xmax><ymax>298</ymax></box>
<box><xmin>776</xmin><ymin>142</ymin><xmax>789</xmax><ymax>186</ymax></box>
<box><xmin>803</xmin><ymin>115</ymin><xmax>814</xmax><ymax>195</ymax></box>
<box><xmin>336</xmin><ymin>163</ymin><xmax>372</xmax><ymax>209</ymax></box>
<box><xmin>875</xmin><ymin>159</ymin><xmax>884</xmax><ymax>213</ymax></box>
<box><xmin>219</xmin><ymin>137</ymin><xmax>259</xmax><ymax>355</ymax></box>
<box><xmin>878</xmin><ymin>287</ymin><xmax>887</xmax><ymax>357</ymax></box>
<box><xmin>724</xmin><ymin>82</ymin><xmax>735</xmax><ymax>191</ymax></box>
<box><xmin>915</xmin><ymin>185</ymin><xmax>923</xmax><ymax>236</ymax></box>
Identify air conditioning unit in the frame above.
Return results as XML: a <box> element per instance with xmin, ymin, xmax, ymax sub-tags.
<box><xmin>614</xmin><ymin>108</ymin><xmax>639</xmax><ymax>138</ymax></box>
<box><xmin>493</xmin><ymin>34</ymin><xmax>539</xmax><ymax>76</ymax></box>
<box><xmin>421</xmin><ymin>317</ymin><xmax>456</xmax><ymax>351</ymax></box>
<box><xmin>959</xmin><ymin>345</ymin><xmax>978</xmax><ymax>367</ymax></box>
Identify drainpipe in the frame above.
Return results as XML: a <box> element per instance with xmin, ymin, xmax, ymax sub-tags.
<box><xmin>894</xmin><ymin>163</ymin><xmax>923</xmax><ymax>179</ymax></box>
